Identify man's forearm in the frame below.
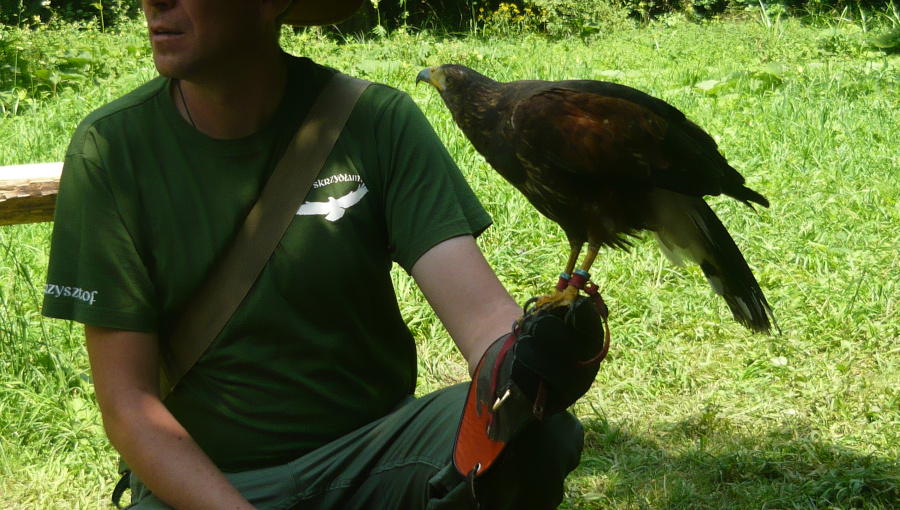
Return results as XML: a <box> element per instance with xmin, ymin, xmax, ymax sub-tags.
<box><xmin>409</xmin><ymin>235</ymin><xmax>523</xmax><ymax>377</ymax></box>
<box><xmin>103</xmin><ymin>392</ymin><xmax>254</xmax><ymax>510</ymax></box>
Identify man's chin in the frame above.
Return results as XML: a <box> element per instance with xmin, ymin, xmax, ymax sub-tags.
<box><xmin>151</xmin><ymin>54</ymin><xmax>189</xmax><ymax>79</ymax></box>
<box><xmin>152</xmin><ymin>59</ymin><xmax>175</xmax><ymax>78</ymax></box>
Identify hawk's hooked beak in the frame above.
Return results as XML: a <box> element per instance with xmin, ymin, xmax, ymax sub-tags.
<box><xmin>416</xmin><ymin>66</ymin><xmax>444</xmax><ymax>92</ymax></box>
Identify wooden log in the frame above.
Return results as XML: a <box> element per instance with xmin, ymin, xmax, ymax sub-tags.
<box><xmin>0</xmin><ymin>162</ymin><xmax>63</xmax><ymax>226</ymax></box>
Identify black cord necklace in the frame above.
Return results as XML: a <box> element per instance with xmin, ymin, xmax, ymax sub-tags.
<box><xmin>176</xmin><ymin>79</ymin><xmax>196</xmax><ymax>128</ymax></box>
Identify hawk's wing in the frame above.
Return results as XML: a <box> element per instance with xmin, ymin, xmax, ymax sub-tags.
<box><xmin>509</xmin><ymin>87</ymin><xmax>744</xmax><ymax>201</ymax></box>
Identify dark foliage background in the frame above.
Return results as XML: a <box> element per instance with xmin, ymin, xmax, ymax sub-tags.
<box><xmin>336</xmin><ymin>0</ymin><xmax>898</xmax><ymax>32</ymax></box>
<box><xmin>1</xmin><ymin>0</ymin><xmax>139</xmax><ymax>26</ymax></box>
<box><xmin>1</xmin><ymin>0</ymin><xmax>897</xmax><ymax>29</ymax></box>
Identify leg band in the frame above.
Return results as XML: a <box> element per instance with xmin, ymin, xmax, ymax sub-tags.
<box><xmin>568</xmin><ymin>269</ymin><xmax>590</xmax><ymax>290</ymax></box>
<box><xmin>555</xmin><ymin>273</ymin><xmax>571</xmax><ymax>292</ymax></box>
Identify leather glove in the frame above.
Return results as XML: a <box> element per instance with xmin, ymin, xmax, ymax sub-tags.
<box><xmin>453</xmin><ymin>295</ymin><xmax>609</xmax><ymax>479</ymax></box>
<box><xmin>512</xmin><ymin>295</ymin><xmax>608</xmax><ymax>417</ymax></box>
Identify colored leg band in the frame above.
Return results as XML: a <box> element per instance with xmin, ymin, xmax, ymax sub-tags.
<box><xmin>568</xmin><ymin>270</ymin><xmax>590</xmax><ymax>290</ymax></box>
<box><xmin>555</xmin><ymin>273</ymin><xmax>571</xmax><ymax>292</ymax></box>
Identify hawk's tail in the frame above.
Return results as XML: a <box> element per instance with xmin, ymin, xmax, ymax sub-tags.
<box><xmin>651</xmin><ymin>193</ymin><xmax>778</xmax><ymax>334</ymax></box>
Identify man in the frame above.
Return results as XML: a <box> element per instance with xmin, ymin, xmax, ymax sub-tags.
<box><xmin>42</xmin><ymin>0</ymin><xmax>604</xmax><ymax>508</ymax></box>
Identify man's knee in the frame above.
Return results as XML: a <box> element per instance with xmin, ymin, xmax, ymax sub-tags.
<box><xmin>511</xmin><ymin>410</ymin><xmax>584</xmax><ymax>474</ymax></box>
<box><xmin>474</xmin><ymin>411</ymin><xmax>584</xmax><ymax>509</ymax></box>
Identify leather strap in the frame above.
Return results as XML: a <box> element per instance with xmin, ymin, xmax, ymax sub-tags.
<box><xmin>158</xmin><ymin>73</ymin><xmax>371</xmax><ymax>398</ymax></box>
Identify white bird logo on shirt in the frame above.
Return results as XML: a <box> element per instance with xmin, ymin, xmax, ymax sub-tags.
<box><xmin>296</xmin><ymin>184</ymin><xmax>368</xmax><ymax>222</ymax></box>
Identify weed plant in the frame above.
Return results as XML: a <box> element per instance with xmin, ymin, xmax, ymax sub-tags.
<box><xmin>2</xmin><ymin>12</ymin><xmax>899</xmax><ymax>509</ymax></box>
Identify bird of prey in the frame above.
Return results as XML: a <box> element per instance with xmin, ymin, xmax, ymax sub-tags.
<box><xmin>296</xmin><ymin>184</ymin><xmax>368</xmax><ymax>222</ymax></box>
<box><xmin>417</xmin><ymin>64</ymin><xmax>777</xmax><ymax>333</ymax></box>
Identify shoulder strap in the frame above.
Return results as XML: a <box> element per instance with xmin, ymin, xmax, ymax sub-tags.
<box><xmin>159</xmin><ymin>73</ymin><xmax>372</xmax><ymax>398</ymax></box>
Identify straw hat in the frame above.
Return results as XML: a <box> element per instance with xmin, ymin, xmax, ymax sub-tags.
<box><xmin>281</xmin><ymin>0</ymin><xmax>367</xmax><ymax>26</ymax></box>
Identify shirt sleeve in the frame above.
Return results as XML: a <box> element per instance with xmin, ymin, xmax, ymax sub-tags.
<box><xmin>369</xmin><ymin>88</ymin><xmax>493</xmax><ymax>272</ymax></box>
<box><xmin>41</xmin><ymin>124</ymin><xmax>158</xmax><ymax>331</ymax></box>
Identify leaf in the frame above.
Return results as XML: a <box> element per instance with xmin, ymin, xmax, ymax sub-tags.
<box><xmin>770</xmin><ymin>356</ymin><xmax>788</xmax><ymax>367</ymax></box>
<box><xmin>694</xmin><ymin>79</ymin><xmax>730</xmax><ymax>95</ymax></box>
<box><xmin>597</xmin><ymin>69</ymin><xmax>625</xmax><ymax>80</ymax></box>
<box><xmin>747</xmin><ymin>78</ymin><xmax>765</xmax><ymax>91</ymax></box>
<box><xmin>33</xmin><ymin>69</ymin><xmax>61</xmax><ymax>85</ymax></box>
<box><xmin>870</xmin><ymin>28</ymin><xmax>900</xmax><ymax>50</ymax></box>
<box><xmin>694</xmin><ymin>79</ymin><xmax>720</xmax><ymax>91</ymax></box>
<box><xmin>582</xmin><ymin>492</ymin><xmax>606</xmax><ymax>501</ymax></box>
<box><xmin>718</xmin><ymin>93</ymin><xmax>742</xmax><ymax>103</ymax></box>
<box><xmin>355</xmin><ymin>59</ymin><xmax>403</xmax><ymax>75</ymax></box>
<box><xmin>62</xmin><ymin>50</ymin><xmax>94</xmax><ymax>68</ymax></box>
<box><xmin>59</xmin><ymin>72</ymin><xmax>86</xmax><ymax>81</ymax></box>
<box><xmin>66</xmin><ymin>395</ymin><xmax>95</xmax><ymax>422</ymax></box>
<box><xmin>759</xmin><ymin>62</ymin><xmax>788</xmax><ymax>79</ymax></box>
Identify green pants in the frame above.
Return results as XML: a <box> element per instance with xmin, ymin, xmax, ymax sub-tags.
<box><xmin>126</xmin><ymin>383</ymin><xmax>583</xmax><ymax>509</ymax></box>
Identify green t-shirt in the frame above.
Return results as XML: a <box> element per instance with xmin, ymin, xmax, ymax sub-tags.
<box><xmin>42</xmin><ymin>55</ymin><xmax>491</xmax><ymax>471</ymax></box>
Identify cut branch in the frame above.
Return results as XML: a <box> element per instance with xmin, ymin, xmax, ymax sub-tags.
<box><xmin>0</xmin><ymin>162</ymin><xmax>63</xmax><ymax>226</ymax></box>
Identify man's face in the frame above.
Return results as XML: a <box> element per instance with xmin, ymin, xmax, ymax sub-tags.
<box><xmin>142</xmin><ymin>0</ymin><xmax>272</xmax><ymax>80</ymax></box>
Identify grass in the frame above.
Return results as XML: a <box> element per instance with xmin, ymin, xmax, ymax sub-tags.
<box><xmin>2</xmin><ymin>12</ymin><xmax>900</xmax><ymax>509</ymax></box>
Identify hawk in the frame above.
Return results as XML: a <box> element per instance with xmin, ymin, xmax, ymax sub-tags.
<box><xmin>417</xmin><ymin>65</ymin><xmax>777</xmax><ymax>333</ymax></box>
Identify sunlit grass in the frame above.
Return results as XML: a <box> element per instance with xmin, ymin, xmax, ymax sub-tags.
<box><xmin>2</xmin><ymin>14</ymin><xmax>899</xmax><ymax>509</ymax></box>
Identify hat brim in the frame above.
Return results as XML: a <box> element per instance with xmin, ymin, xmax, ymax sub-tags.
<box><xmin>282</xmin><ymin>0</ymin><xmax>366</xmax><ymax>26</ymax></box>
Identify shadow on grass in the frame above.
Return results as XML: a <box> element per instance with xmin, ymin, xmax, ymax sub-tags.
<box><xmin>568</xmin><ymin>408</ymin><xmax>900</xmax><ymax>509</ymax></box>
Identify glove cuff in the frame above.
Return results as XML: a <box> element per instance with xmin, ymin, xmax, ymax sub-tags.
<box><xmin>452</xmin><ymin>294</ymin><xmax>611</xmax><ymax>480</ymax></box>
<box><xmin>453</xmin><ymin>331</ymin><xmax>535</xmax><ymax>479</ymax></box>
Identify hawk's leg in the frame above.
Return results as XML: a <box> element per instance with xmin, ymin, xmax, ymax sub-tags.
<box><xmin>562</xmin><ymin>243</ymin><xmax>582</xmax><ymax>278</ymax></box>
<box><xmin>577</xmin><ymin>246</ymin><xmax>599</xmax><ymax>277</ymax></box>
<box><xmin>537</xmin><ymin>244</ymin><xmax>599</xmax><ymax>310</ymax></box>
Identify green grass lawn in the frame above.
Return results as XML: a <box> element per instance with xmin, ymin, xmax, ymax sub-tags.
<box><xmin>2</xmin><ymin>13</ymin><xmax>899</xmax><ymax>509</ymax></box>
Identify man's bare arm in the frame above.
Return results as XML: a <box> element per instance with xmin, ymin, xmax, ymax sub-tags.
<box><xmin>85</xmin><ymin>325</ymin><xmax>254</xmax><ymax>510</ymax></box>
<box><xmin>410</xmin><ymin>235</ymin><xmax>522</xmax><ymax>376</ymax></box>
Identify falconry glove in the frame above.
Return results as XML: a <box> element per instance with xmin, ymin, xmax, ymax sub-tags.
<box><xmin>453</xmin><ymin>295</ymin><xmax>609</xmax><ymax>481</ymax></box>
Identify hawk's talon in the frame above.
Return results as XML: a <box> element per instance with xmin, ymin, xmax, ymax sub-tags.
<box><xmin>523</xmin><ymin>296</ymin><xmax>541</xmax><ymax>312</ymax></box>
<box><xmin>534</xmin><ymin>285</ymin><xmax>579</xmax><ymax>310</ymax></box>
